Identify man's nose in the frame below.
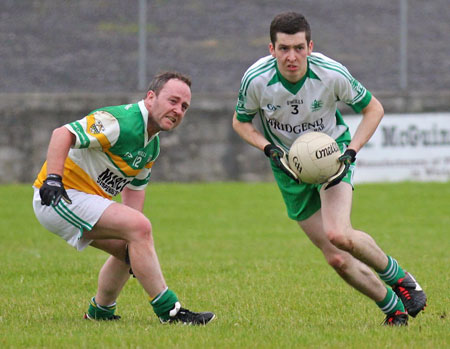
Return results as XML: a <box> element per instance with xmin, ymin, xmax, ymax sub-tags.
<box><xmin>287</xmin><ymin>49</ymin><xmax>296</xmax><ymax>61</ymax></box>
<box><xmin>173</xmin><ymin>104</ymin><xmax>183</xmax><ymax>116</ymax></box>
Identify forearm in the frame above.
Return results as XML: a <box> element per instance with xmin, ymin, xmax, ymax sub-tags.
<box><xmin>46</xmin><ymin>126</ymin><xmax>75</xmax><ymax>175</ymax></box>
<box><xmin>232</xmin><ymin>112</ymin><xmax>269</xmax><ymax>151</ymax></box>
<box><xmin>121</xmin><ymin>187</ymin><xmax>146</xmax><ymax>212</ymax></box>
<box><xmin>348</xmin><ymin>96</ymin><xmax>384</xmax><ymax>152</ymax></box>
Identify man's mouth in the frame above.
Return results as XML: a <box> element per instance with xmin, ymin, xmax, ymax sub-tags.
<box><xmin>166</xmin><ymin>115</ymin><xmax>177</xmax><ymax>124</ymax></box>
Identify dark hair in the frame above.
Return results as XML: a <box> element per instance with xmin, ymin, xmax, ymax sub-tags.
<box><xmin>270</xmin><ymin>12</ymin><xmax>311</xmax><ymax>45</ymax></box>
<box><xmin>147</xmin><ymin>71</ymin><xmax>192</xmax><ymax>95</ymax></box>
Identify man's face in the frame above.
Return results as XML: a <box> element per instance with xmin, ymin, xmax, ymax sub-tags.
<box><xmin>145</xmin><ymin>79</ymin><xmax>191</xmax><ymax>133</ymax></box>
<box><xmin>269</xmin><ymin>32</ymin><xmax>313</xmax><ymax>83</ymax></box>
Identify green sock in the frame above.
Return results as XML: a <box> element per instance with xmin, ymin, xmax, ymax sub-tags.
<box><xmin>377</xmin><ymin>255</ymin><xmax>406</xmax><ymax>286</ymax></box>
<box><xmin>376</xmin><ymin>287</ymin><xmax>405</xmax><ymax>314</ymax></box>
<box><xmin>150</xmin><ymin>288</ymin><xmax>179</xmax><ymax>320</ymax></box>
<box><xmin>87</xmin><ymin>297</ymin><xmax>117</xmax><ymax>319</ymax></box>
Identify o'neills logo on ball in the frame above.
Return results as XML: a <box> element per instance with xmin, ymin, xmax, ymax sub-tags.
<box><xmin>315</xmin><ymin>142</ymin><xmax>339</xmax><ymax>159</ymax></box>
<box><xmin>291</xmin><ymin>156</ymin><xmax>302</xmax><ymax>173</ymax></box>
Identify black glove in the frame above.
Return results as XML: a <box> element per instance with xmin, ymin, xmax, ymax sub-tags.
<box><xmin>325</xmin><ymin>149</ymin><xmax>357</xmax><ymax>190</ymax></box>
<box><xmin>264</xmin><ymin>144</ymin><xmax>299</xmax><ymax>182</ymax></box>
<box><xmin>40</xmin><ymin>174</ymin><xmax>72</xmax><ymax>206</ymax></box>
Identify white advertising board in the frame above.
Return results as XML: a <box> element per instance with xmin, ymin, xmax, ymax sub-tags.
<box><xmin>345</xmin><ymin>113</ymin><xmax>450</xmax><ymax>183</ymax></box>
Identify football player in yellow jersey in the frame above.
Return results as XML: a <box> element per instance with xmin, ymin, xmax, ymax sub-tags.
<box><xmin>33</xmin><ymin>72</ymin><xmax>215</xmax><ymax>325</ymax></box>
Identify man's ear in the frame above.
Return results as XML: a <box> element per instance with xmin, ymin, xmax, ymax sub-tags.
<box><xmin>308</xmin><ymin>40</ymin><xmax>314</xmax><ymax>54</ymax></box>
<box><xmin>269</xmin><ymin>42</ymin><xmax>276</xmax><ymax>57</ymax></box>
<box><xmin>145</xmin><ymin>90</ymin><xmax>157</xmax><ymax>105</ymax></box>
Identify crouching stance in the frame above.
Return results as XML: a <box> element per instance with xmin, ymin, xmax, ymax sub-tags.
<box><xmin>33</xmin><ymin>72</ymin><xmax>215</xmax><ymax>325</ymax></box>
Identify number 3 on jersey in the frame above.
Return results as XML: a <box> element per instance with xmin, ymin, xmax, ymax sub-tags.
<box><xmin>291</xmin><ymin>104</ymin><xmax>299</xmax><ymax>115</ymax></box>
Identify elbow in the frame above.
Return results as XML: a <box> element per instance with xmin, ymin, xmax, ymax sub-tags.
<box><xmin>377</xmin><ymin>104</ymin><xmax>385</xmax><ymax>124</ymax></box>
<box><xmin>373</xmin><ymin>96</ymin><xmax>385</xmax><ymax>118</ymax></box>
<box><xmin>364</xmin><ymin>96</ymin><xmax>384</xmax><ymax>122</ymax></box>
<box><xmin>376</xmin><ymin>99</ymin><xmax>385</xmax><ymax>119</ymax></box>
<box><xmin>232</xmin><ymin>115</ymin><xmax>240</xmax><ymax>132</ymax></box>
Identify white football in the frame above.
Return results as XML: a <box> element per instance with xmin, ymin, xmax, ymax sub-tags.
<box><xmin>288</xmin><ymin>132</ymin><xmax>342</xmax><ymax>184</ymax></box>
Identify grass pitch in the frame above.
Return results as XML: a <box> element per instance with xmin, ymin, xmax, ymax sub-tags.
<box><xmin>0</xmin><ymin>182</ymin><xmax>449</xmax><ymax>348</ymax></box>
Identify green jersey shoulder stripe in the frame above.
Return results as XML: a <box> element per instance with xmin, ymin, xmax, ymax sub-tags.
<box><xmin>309</xmin><ymin>55</ymin><xmax>352</xmax><ymax>78</ymax></box>
<box><xmin>237</xmin><ymin>64</ymin><xmax>276</xmax><ymax>117</ymax></box>
<box><xmin>240</xmin><ymin>59</ymin><xmax>276</xmax><ymax>96</ymax></box>
<box><xmin>241</xmin><ymin>56</ymin><xmax>276</xmax><ymax>86</ymax></box>
<box><xmin>309</xmin><ymin>54</ymin><xmax>351</xmax><ymax>72</ymax></box>
<box><xmin>236</xmin><ymin>63</ymin><xmax>275</xmax><ymax>117</ymax></box>
<box><xmin>310</xmin><ymin>55</ymin><xmax>368</xmax><ymax>105</ymax></box>
<box><xmin>242</xmin><ymin>62</ymin><xmax>276</xmax><ymax>96</ymax></box>
<box><xmin>351</xmin><ymin>89</ymin><xmax>365</xmax><ymax>104</ymax></box>
<box><xmin>69</xmin><ymin>121</ymin><xmax>91</xmax><ymax>148</ymax></box>
<box><xmin>351</xmin><ymin>90</ymin><xmax>372</xmax><ymax>113</ymax></box>
<box><xmin>309</xmin><ymin>61</ymin><xmax>352</xmax><ymax>83</ymax></box>
<box><xmin>309</xmin><ymin>56</ymin><xmax>353</xmax><ymax>82</ymax></box>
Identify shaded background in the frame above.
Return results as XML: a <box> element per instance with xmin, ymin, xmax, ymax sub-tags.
<box><xmin>1</xmin><ymin>0</ymin><xmax>449</xmax><ymax>94</ymax></box>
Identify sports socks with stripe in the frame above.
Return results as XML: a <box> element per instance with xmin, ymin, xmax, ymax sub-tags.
<box><xmin>150</xmin><ymin>287</ymin><xmax>179</xmax><ymax>321</ymax></box>
<box><xmin>87</xmin><ymin>297</ymin><xmax>117</xmax><ymax>319</ymax></box>
<box><xmin>377</xmin><ymin>255</ymin><xmax>406</xmax><ymax>286</ymax></box>
<box><xmin>376</xmin><ymin>286</ymin><xmax>405</xmax><ymax>314</ymax></box>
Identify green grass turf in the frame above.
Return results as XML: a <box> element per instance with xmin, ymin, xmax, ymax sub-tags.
<box><xmin>0</xmin><ymin>182</ymin><xmax>449</xmax><ymax>348</ymax></box>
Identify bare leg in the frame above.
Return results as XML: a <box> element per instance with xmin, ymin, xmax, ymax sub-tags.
<box><xmin>93</xmin><ymin>255</ymin><xmax>130</xmax><ymax>306</ymax></box>
<box><xmin>299</xmin><ymin>210</ymin><xmax>386</xmax><ymax>302</ymax></box>
<box><xmin>84</xmin><ymin>203</ymin><xmax>166</xmax><ymax>299</ymax></box>
<box><xmin>320</xmin><ymin>182</ymin><xmax>389</xmax><ymax>272</ymax></box>
<box><xmin>89</xmin><ymin>239</ymin><xmax>131</xmax><ymax>305</ymax></box>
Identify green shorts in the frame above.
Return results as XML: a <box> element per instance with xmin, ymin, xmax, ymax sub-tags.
<box><xmin>271</xmin><ymin>141</ymin><xmax>355</xmax><ymax>222</ymax></box>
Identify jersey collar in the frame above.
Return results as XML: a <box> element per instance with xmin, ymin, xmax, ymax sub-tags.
<box><xmin>138</xmin><ymin>100</ymin><xmax>159</xmax><ymax>145</ymax></box>
<box><xmin>269</xmin><ymin>59</ymin><xmax>320</xmax><ymax>95</ymax></box>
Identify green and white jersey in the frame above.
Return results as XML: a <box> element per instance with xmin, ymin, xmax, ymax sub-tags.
<box><xmin>236</xmin><ymin>52</ymin><xmax>372</xmax><ymax>152</ymax></box>
<box><xmin>34</xmin><ymin>100</ymin><xmax>159</xmax><ymax>198</ymax></box>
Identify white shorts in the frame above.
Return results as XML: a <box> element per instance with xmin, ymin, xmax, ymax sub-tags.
<box><xmin>33</xmin><ymin>187</ymin><xmax>114</xmax><ymax>251</ymax></box>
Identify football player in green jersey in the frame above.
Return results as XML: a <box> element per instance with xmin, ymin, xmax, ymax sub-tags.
<box><xmin>232</xmin><ymin>12</ymin><xmax>426</xmax><ymax>326</ymax></box>
<box><xmin>34</xmin><ymin>72</ymin><xmax>215</xmax><ymax>325</ymax></box>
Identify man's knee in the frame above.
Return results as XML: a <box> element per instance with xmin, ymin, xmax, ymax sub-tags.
<box><xmin>325</xmin><ymin>228</ymin><xmax>354</xmax><ymax>252</ymax></box>
<box><xmin>325</xmin><ymin>252</ymin><xmax>348</xmax><ymax>273</ymax></box>
<box><xmin>130</xmin><ymin>216</ymin><xmax>153</xmax><ymax>242</ymax></box>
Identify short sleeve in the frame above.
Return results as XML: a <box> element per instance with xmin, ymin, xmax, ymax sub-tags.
<box><xmin>235</xmin><ymin>57</ymin><xmax>276</xmax><ymax>123</ymax></box>
<box><xmin>65</xmin><ymin>111</ymin><xmax>120</xmax><ymax>150</ymax></box>
<box><xmin>334</xmin><ymin>71</ymin><xmax>372</xmax><ymax>113</ymax></box>
<box><xmin>126</xmin><ymin>160</ymin><xmax>155</xmax><ymax>190</ymax></box>
<box><xmin>235</xmin><ymin>84</ymin><xmax>259</xmax><ymax>122</ymax></box>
